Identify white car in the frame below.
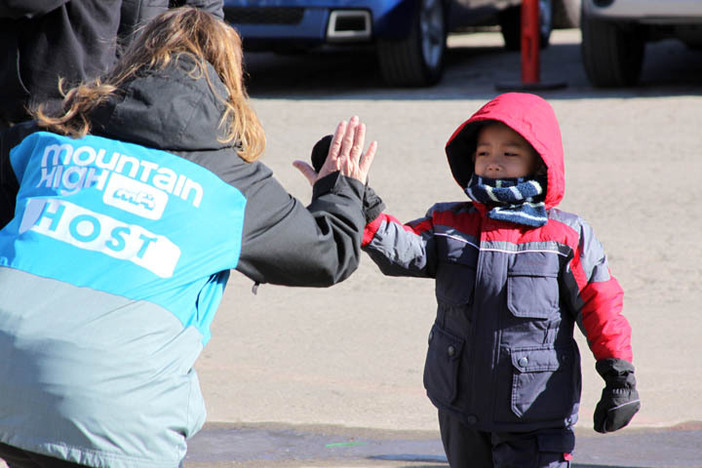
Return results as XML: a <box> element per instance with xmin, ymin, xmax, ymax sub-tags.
<box><xmin>581</xmin><ymin>0</ymin><xmax>702</xmax><ymax>87</ymax></box>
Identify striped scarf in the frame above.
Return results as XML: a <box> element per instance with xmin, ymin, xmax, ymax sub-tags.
<box><xmin>465</xmin><ymin>175</ymin><xmax>548</xmax><ymax>227</ymax></box>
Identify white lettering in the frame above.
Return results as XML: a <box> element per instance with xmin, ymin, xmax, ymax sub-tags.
<box><xmin>153</xmin><ymin>167</ymin><xmax>177</xmax><ymax>192</ymax></box>
<box><xmin>139</xmin><ymin>160</ymin><xmax>158</xmax><ymax>182</ymax></box>
<box><xmin>181</xmin><ymin>179</ymin><xmax>203</xmax><ymax>208</ymax></box>
<box><xmin>36</xmin><ymin>140</ymin><xmax>204</xmax><ymax>211</ymax></box>
<box><xmin>72</xmin><ymin>146</ymin><xmax>96</xmax><ymax>166</ymax></box>
<box><xmin>52</xmin><ymin>165</ymin><xmax>64</xmax><ymax>187</ymax></box>
<box><xmin>115</xmin><ymin>153</ymin><xmax>140</xmax><ymax>178</ymax></box>
<box><xmin>22</xmin><ymin>198</ymin><xmax>180</xmax><ymax>278</ymax></box>
<box><xmin>37</xmin><ymin>166</ymin><xmax>57</xmax><ymax>188</ymax></box>
<box><xmin>84</xmin><ymin>168</ymin><xmax>109</xmax><ymax>190</ymax></box>
<box><xmin>41</xmin><ymin>143</ymin><xmax>73</xmax><ymax>167</ymax></box>
<box><xmin>96</xmin><ymin>149</ymin><xmax>119</xmax><ymax>170</ymax></box>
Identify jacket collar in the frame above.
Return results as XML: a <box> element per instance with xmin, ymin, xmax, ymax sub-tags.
<box><xmin>90</xmin><ymin>54</ymin><xmax>231</xmax><ymax>153</ymax></box>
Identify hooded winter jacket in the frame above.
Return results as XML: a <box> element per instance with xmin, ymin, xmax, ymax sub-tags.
<box><xmin>362</xmin><ymin>93</ymin><xmax>633</xmax><ymax>433</ymax></box>
<box><xmin>0</xmin><ymin>55</ymin><xmax>366</xmax><ymax>467</ymax></box>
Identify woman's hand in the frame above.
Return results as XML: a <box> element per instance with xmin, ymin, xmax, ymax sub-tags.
<box><xmin>293</xmin><ymin>115</ymin><xmax>377</xmax><ymax>186</ymax></box>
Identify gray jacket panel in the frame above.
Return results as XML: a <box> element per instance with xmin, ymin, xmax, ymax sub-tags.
<box><xmin>0</xmin><ymin>267</ymin><xmax>205</xmax><ymax>468</ymax></box>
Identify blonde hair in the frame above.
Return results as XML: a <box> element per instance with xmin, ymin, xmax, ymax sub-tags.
<box><xmin>35</xmin><ymin>7</ymin><xmax>266</xmax><ymax>162</ymax></box>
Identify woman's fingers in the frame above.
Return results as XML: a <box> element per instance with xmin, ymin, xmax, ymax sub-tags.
<box><xmin>313</xmin><ymin>115</ymin><xmax>375</xmax><ymax>184</ymax></box>
<box><xmin>322</xmin><ymin>119</ymin><xmax>348</xmax><ymax>174</ymax></box>
<box><xmin>351</xmin><ymin>122</ymin><xmax>366</xmax><ymax>159</ymax></box>
<box><xmin>342</xmin><ymin>116</ymin><xmax>359</xmax><ymax>153</ymax></box>
<box><xmin>295</xmin><ymin>115</ymin><xmax>376</xmax><ymax>188</ymax></box>
<box><xmin>358</xmin><ymin>140</ymin><xmax>378</xmax><ymax>182</ymax></box>
<box><xmin>338</xmin><ymin>116</ymin><xmax>359</xmax><ymax>170</ymax></box>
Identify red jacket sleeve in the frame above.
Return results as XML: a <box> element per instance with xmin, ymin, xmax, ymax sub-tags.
<box><xmin>563</xmin><ymin>219</ymin><xmax>633</xmax><ymax>362</ymax></box>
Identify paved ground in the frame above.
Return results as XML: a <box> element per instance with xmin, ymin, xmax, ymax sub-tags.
<box><xmin>183</xmin><ymin>421</ymin><xmax>702</xmax><ymax>467</ymax></box>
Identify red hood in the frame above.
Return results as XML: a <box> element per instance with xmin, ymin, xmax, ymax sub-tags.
<box><xmin>445</xmin><ymin>93</ymin><xmax>565</xmax><ymax>209</ymax></box>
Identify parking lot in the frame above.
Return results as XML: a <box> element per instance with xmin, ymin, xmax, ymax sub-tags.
<box><xmin>179</xmin><ymin>27</ymin><xmax>702</xmax><ymax>467</ymax></box>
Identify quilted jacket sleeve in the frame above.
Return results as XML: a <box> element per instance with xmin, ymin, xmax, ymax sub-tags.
<box><xmin>562</xmin><ymin>218</ymin><xmax>633</xmax><ymax>362</ymax></box>
<box><xmin>360</xmin><ymin>206</ymin><xmax>438</xmax><ymax>278</ymax></box>
<box><xmin>235</xmin><ymin>167</ymin><xmax>367</xmax><ymax>288</ymax></box>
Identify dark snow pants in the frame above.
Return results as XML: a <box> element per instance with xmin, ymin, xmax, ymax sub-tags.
<box><xmin>438</xmin><ymin>410</ymin><xmax>575</xmax><ymax>468</ymax></box>
<box><xmin>0</xmin><ymin>443</ymin><xmax>89</xmax><ymax>468</ymax></box>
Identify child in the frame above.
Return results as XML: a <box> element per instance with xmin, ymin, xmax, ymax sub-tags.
<box><xmin>358</xmin><ymin>93</ymin><xmax>640</xmax><ymax>467</ymax></box>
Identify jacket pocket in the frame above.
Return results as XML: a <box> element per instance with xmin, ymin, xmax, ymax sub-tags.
<box><xmin>435</xmin><ymin>235</ymin><xmax>478</xmax><ymax>306</ymax></box>
<box><xmin>506</xmin><ymin>253</ymin><xmax>560</xmax><ymax>319</ymax></box>
<box><xmin>423</xmin><ymin>323</ymin><xmax>465</xmax><ymax>405</ymax></box>
<box><xmin>509</xmin><ymin>346</ymin><xmax>573</xmax><ymax>420</ymax></box>
<box><xmin>435</xmin><ymin>261</ymin><xmax>476</xmax><ymax>306</ymax></box>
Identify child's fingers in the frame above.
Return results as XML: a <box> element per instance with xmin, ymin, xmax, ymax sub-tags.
<box><xmin>292</xmin><ymin>160</ymin><xmax>317</xmax><ymax>186</ymax></box>
<box><xmin>356</xmin><ymin>140</ymin><xmax>377</xmax><ymax>184</ymax></box>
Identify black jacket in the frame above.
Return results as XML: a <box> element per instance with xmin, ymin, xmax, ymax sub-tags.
<box><xmin>0</xmin><ymin>0</ymin><xmax>223</xmax><ymax>126</ymax></box>
<box><xmin>118</xmin><ymin>0</ymin><xmax>224</xmax><ymax>51</ymax></box>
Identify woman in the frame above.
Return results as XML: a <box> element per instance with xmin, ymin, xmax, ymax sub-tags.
<box><xmin>0</xmin><ymin>8</ymin><xmax>375</xmax><ymax>467</ymax></box>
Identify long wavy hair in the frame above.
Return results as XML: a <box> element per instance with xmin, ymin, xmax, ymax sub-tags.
<box><xmin>34</xmin><ymin>7</ymin><xmax>266</xmax><ymax>162</ymax></box>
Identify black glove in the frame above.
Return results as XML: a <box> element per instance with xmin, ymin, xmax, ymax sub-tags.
<box><xmin>310</xmin><ymin>134</ymin><xmax>334</xmax><ymax>173</ymax></box>
<box><xmin>311</xmin><ymin>134</ymin><xmax>385</xmax><ymax>223</ymax></box>
<box><xmin>593</xmin><ymin>358</ymin><xmax>641</xmax><ymax>433</ymax></box>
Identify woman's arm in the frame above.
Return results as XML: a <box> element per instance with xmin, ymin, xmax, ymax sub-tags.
<box><xmin>236</xmin><ymin>116</ymin><xmax>377</xmax><ymax>287</ymax></box>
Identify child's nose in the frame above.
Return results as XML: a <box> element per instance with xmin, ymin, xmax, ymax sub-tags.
<box><xmin>486</xmin><ymin>161</ymin><xmax>501</xmax><ymax>172</ymax></box>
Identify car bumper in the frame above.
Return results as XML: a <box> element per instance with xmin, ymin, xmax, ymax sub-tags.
<box><xmin>223</xmin><ymin>0</ymin><xmax>417</xmax><ymax>47</ymax></box>
<box><xmin>584</xmin><ymin>0</ymin><xmax>702</xmax><ymax>23</ymax></box>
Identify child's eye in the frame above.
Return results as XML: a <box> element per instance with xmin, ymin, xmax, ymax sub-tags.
<box><xmin>504</xmin><ymin>152</ymin><xmax>519</xmax><ymax>157</ymax></box>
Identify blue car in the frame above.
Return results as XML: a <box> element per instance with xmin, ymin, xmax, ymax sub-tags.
<box><xmin>223</xmin><ymin>0</ymin><xmax>580</xmax><ymax>86</ymax></box>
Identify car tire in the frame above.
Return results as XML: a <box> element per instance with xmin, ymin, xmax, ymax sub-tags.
<box><xmin>553</xmin><ymin>0</ymin><xmax>580</xmax><ymax>29</ymax></box>
<box><xmin>581</xmin><ymin>9</ymin><xmax>645</xmax><ymax>87</ymax></box>
<box><xmin>376</xmin><ymin>0</ymin><xmax>447</xmax><ymax>87</ymax></box>
<box><xmin>499</xmin><ymin>0</ymin><xmax>553</xmax><ymax>52</ymax></box>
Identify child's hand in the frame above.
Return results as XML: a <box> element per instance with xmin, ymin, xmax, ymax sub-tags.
<box><xmin>593</xmin><ymin>358</ymin><xmax>641</xmax><ymax>433</ymax></box>
<box><xmin>309</xmin><ymin>134</ymin><xmax>333</xmax><ymax>173</ymax></box>
<box><xmin>293</xmin><ymin>116</ymin><xmax>377</xmax><ymax>186</ymax></box>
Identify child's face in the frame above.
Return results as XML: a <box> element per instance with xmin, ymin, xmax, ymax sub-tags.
<box><xmin>473</xmin><ymin>122</ymin><xmax>541</xmax><ymax>179</ymax></box>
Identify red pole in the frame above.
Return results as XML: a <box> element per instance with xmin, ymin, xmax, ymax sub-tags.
<box><xmin>495</xmin><ymin>0</ymin><xmax>566</xmax><ymax>90</ymax></box>
<box><xmin>521</xmin><ymin>0</ymin><xmax>540</xmax><ymax>84</ymax></box>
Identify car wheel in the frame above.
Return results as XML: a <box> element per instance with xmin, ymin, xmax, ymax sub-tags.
<box><xmin>377</xmin><ymin>0</ymin><xmax>447</xmax><ymax>87</ymax></box>
<box><xmin>500</xmin><ymin>0</ymin><xmax>553</xmax><ymax>51</ymax></box>
<box><xmin>581</xmin><ymin>9</ymin><xmax>645</xmax><ymax>87</ymax></box>
<box><xmin>553</xmin><ymin>0</ymin><xmax>580</xmax><ymax>29</ymax></box>
<box><xmin>539</xmin><ymin>0</ymin><xmax>554</xmax><ymax>45</ymax></box>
